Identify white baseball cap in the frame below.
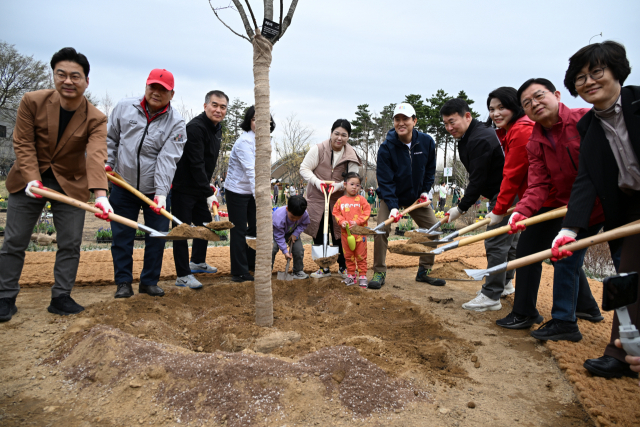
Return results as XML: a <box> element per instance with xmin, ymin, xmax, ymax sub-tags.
<box><xmin>393</xmin><ymin>103</ymin><xmax>416</xmax><ymax>118</ymax></box>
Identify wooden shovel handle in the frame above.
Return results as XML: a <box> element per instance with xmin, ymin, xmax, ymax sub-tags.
<box><xmin>456</xmin><ymin>207</ymin><xmax>516</xmax><ymax>236</ymax></box>
<box><xmin>106</xmin><ymin>174</ymin><xmax>174</xmax><ymax>222</ymax></box>
<box><xmin>459</xmin><ymin>207</ymin><xmax>568</xmax><ymax>247</ymax></box>
<box><xmin>322</xmin><ymin>186</ymin><xmax>334</xmax><ymax>235</ymax></box>
<box><xmin>381</xmin><ymin>200</ymin><xmax>431</xmax><ymax>228</ymax></box>
<box><xmin>31</xmin><ymin>187</ymin><xmax>141</xmax><ymax>230</ymax></box>
<box><xmin>212</xmin><ymin>202</ymin><xmax>219</xmax><ymax>217</ymax></box>
<box><xmin>507</xmin><ymin>219</ymin><xmax>640</xmax><ymax>271</ymax></box>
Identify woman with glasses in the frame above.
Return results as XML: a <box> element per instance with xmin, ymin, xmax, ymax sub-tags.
<box><xmin>555</xmin><ymin>41</ymin><xmax>639</xmax><ymax>380</ymax></box>
<box><xmin>299</xmin><ymin>119</ymin><xmax>361</xmax><ymax>279</ymax></box>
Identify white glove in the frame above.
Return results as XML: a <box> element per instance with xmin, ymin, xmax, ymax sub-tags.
<box><xmin>551</xmin><ymin>229</ymin><xmax>577</xmax><ymax>249</ymax></box>
<box><xmin>94</xmin><ymin>196</ymin><xmax>113</xmax><ymax>221</ymax></box>
<box><xmin>419</xmin><ymin>192</ymin><xmax>429</xmax><ymax>203</ymax></box>
<box><xmin>389</xmin><ymin>208</ymin><xmax>402</xmax><ymax>223</ymax></box>
<box><xmin>446</xmin><ymin>206</ymin><xmax>462</xmax><ymax>223</ymax></box>
<box><xmin>206</xmin><ymin>194</ymin><xmax>218</xmax><ymax>209</ymax></box>
<box><xmin>25</xmin><ymin>180</ymin><xmax>44</xmax><ymax>198</ymax></box>
<box><xmin>333</xmin><ymin>181</ymin><xmax>344</xmax><ymax>192</ymax></box>
<box><xmin>487</xmin><ymin>211</ymin><xmax>504</xmax><ymax>226</ymax></box>
<box><xmin>152</xmin><ymin>195</ymin><xmax>166</xmax><ymax>215</ymax></box>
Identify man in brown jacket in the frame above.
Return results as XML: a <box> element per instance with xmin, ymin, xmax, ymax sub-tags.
<box><xmin>0</xmin><ymin>47</ymin><xmax>110</xmax><ymax>322</ymax></box>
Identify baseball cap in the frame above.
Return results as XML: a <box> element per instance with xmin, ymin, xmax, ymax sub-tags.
<box><xmin>393</xmin><ymin>103</ymin><xmax>416</xmax><ymax>118</ymax></box>
<box><xmin>146</xmin><ymin>69</ymin><xmax>174</xmax><ymax>90</ymax></box>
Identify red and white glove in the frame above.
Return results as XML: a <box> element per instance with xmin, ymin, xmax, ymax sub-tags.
<box><xmin>152</xmin><ymin>195</ymin><xmax>166</xmax><ymax>215</ymax></box>
<box><xmin>219</xmin><ymin>211</ymin><xmax>229</xmax><ymax>218</ymax></box>
<box><xmin>25</xmin><ymin>180</ymin><xmax>44</xmax><ymax>198</ymax></box>
<box><xmin>206</xmin><ymin>189</ymin><xmax>218</xmax><ymax>210</ymax></box>
<box><xmin>551</xmin><ymin>229</ymin><xmax>578</xmax><ymax>262</ymax></box>
<box><xmin>446</xmin><ymin>206</ymin><xmax>462</xmax><ymax>223</ymax></box>
<box><xmin>508</xmin><ymin>212</ymin><xmax>528</xmax><ymax>234</ymax></box>
<box><xmin>320</xmin><ymin>182</ymin><xmax>334</xmax><ymax>195</ymax></box>
<box><xmin>105</xmin><ymin>165</ymin><xmax>122</xmax><ymax>187</ymax></box>
<box><xmin>419</xmin><ymin>192</ymin><xmax>429</xmax><ymax>203</ymax></box>
<box><xmin>389</xmin><ymin>208</ymin><xmax>402</xmax><ymax>223</ymax></box>
<box><xmin>94</xmin><ymin>196</ymin><xmax>113</xmax><ymax>222</ymax></box>
<box><xmin>487</xmin><ymin>211</ymin><xmax>504</xmax><ymax>226</ymax></box>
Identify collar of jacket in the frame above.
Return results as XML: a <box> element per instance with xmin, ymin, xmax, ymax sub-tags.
<box><xmin>495</xmin><ymin>115</ymin><xmax>534</xmax><ymax>143</ymax></box>
<box><xmin>387</xmin><ymin>128</ymin><xmax>419</xmax><ymax>149</ymax></box>
<box><xmin>458</xmin><ymin>118</ymin><xmax>479</xmax><ymax>145</ymax></box>
<box><xmin>529</xmin><ymin>102</ymin><xmax>572</xmax><ymax>147</ymax></box>
<box><xmin>198</xmin><ymin>111</ymin><xmax>222</xmax><ymax>134</ymax></box>
<box><xmin>137</xmin><ymin>97</ymin><xmax>170</xmax><ymax>123</ymax></box>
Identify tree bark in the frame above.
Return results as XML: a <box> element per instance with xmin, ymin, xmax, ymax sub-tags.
<box><xmin>264</xmin><ymin>0</ymin><xmax>273</xmax><ymax>20</ymax></box>
<box><xmin>252</xmin><ymin>32</ymin><xmax>274</xmax><ymax>327</ymax></box>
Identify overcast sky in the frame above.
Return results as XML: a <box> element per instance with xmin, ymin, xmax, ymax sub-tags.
<box><xmin>3</xmin><ymin>0</ymin><xmax>639</xmax><ymax>154</ymax></box>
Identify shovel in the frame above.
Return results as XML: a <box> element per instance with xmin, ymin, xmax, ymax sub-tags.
<box><xmin>367</xmin><ymin>199</ymin><xmax>432</xmax><ymax>235</ymax></box>
<box><xmin>311</xmin><ymin>182</ymin><xmax>341</xmax><ymax>261</ymax></box>
<box><xmin>425</xmin><ymin>206</ymin><xmax>518</xmax><ymax>244</ymax></box>
<box><xmin>345</xmin><ymin>224</ymin><xmax>357</xmax><ymax>251</ymax></box>
<box><xmin>30</xmin><ymin>187</ymin><xmax>179</xmax><ymax>239</ymax></box>
<box><xmin>277</xmin><ymin>243</ymin><xmax>294</xmax><ymax>281</ymax></box>
<box><xmin>430</xmin><ymin>206</ymin><xmax>568</xmax><ymax>255</ymax></box>
<box><xmin>464</xmin><ymin>219</ymin><xmax>640</xmax><ymax>281</ymax></box>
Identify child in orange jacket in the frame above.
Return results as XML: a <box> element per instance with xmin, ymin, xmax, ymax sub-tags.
<box><xmin>332</xmin><ymin>172</ymin><xmax>371</xmax><ymax>288</ymax></box>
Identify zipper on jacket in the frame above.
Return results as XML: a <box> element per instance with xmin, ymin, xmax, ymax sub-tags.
<box><xmin>136</xmin><ymin>122</ymin><xmax>151</xmax><ymax>190</ymax></box>
<box><xmin>566</xmin><ymin>146</ymin><xmax>578</xmax><ymax>171</ymax></box>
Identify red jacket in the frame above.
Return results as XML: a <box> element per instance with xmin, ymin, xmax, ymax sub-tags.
<box><xmin>515</xmin><ymin>103</ymin><xmax>604</xmax><ymax>225</ymax></box>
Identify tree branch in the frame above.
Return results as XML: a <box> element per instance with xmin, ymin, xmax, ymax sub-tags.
<box><xmin>276</xmin><ymin>0</ymin><xmax>283</xmax><ymax>42</ymax></box>
<box><xmin>209</xmin><ymin>1</ymin><xmax>252</xmax><ymax>42</ymax></box>
<box><xmin>275</xmin><ymin>0</ymin><xmax>298</xmax><ymax>43</ymax></box>
<box><xmin>230</xmin><ymin>0</ymin><xmax>256</xmax><ymax>39</ymax></box>
<box><xmin>264</xmin><ymin>0</ymin><xmax>273</xmax><ymax>20</ymax></box>
<box><xmin>244</xmin><ymin>0</ymin><xmax>259</xmax><ymax>30</ymax></box>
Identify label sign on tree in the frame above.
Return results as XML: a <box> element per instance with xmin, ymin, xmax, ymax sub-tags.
<box><xmin>444</xmin><ymin>167</ymin><xmax>453</xmax><ymax>177</ymax></box>
<box><xmin>262</xmin><ymin>19</ymin><xmax>281</xmax><ymax>40</ymax></box>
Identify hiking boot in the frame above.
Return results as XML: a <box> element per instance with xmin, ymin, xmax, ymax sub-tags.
<box><xmin>175</xmin><ymin>275</ymin><xmax>203</xmax><ymax>289</ymax></box>
<box><xmin>368</xmin><ymin>272</ymin><xmax>386</xmax><ymax>290</ymax></box>
<box><xmin>531</xmin><ymin>319</ymin><xmax>582</xmax><ymax>342</ymax></box>
<box><xmin>139</xmin><ymin>284</ymin><xmax>165</xmax><ymax>297</ymax></box>
<box><xmin>416</xmin><ymin>267</ymin><xmax>446</xmax><ymax>286</ymax></box>
<box><xmin>576</xmin><ymin>310</ymin><xmax>605</xmax><ymax>323</ymax></box>
<box><xmin>584</xmin><ymin>355</ymin><xmax>638</xmax><ymax>379</ymax></box>
<box><xmin>339</xmin><ymin>267</ymin><xmax>348</xmax><ymax>279</ymax></box>
<box><xmin>231</xmin><ymin>274</ymin><xmax>254</xmax><ymax>283</ymax></box>
<box><xmin>358</xmin><ymin>275</ymin><xmax>368</xmax><ymax>289</ymax></box>
<box><xmin>496</xmin><ymin>311</ymin><xmax>544</xmax><ymax>329</ymax></box>
<box><xmin>343</xmin><ymin>275</ymin><xmax>356</xmax><ymax>286</ymax></box>
<box><xmin>292</xmin><ymin>271</ymin><xmax>309</xmax><ymax>280</ymax></box>
<box><xmin>462</xmin><ymin>292</ymin><xmax>501</xmax><ymax>312</ymax></box>
<box><xmin>501</xmin><ymin>279</ymin><xmax>515</xmax><ymax>297</ymax></box>
<box><xmin>114</xmin><ymin>282</ymin><xmax>133</xmax><ymax>299</ymax></box>
<box><xmin>310</xmin><ymin>269</ymin><xmax>331</xmax><ymax>279</ymax></box>
<box><xmin>47</xmin><ymin>295</ymin><xmax>84</xmax><ymax>316</ymax></box>
<box><xmin>0</xmin><ymin>298</ymin><xmax>17</xmax><ymax>322</ymax></box>
<box><xmin>189</xmin><ymin>262</ymin><xmax>218</xmax><ymax>274</ymax></box>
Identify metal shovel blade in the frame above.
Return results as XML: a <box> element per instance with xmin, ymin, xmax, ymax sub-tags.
<box><xmin>430</xmin><ymin>240</ymin><xmax>460</xmax><ymax>254</ymax></box>
<box><xmin>464</xmin><ymin>262</ymin><xmax>509</xmax><ymax>281</ymax></box>
<box><xmin>277</xmin><ymin>259</ymin><xmax>294</xmax><ymax>281</ymax></box>
<box><xmin>311</xmin><ymin>245</ymin><xmax>324</xmax><ymax>260</ymax></box>
<box><xmin>140</xmin><ymin>224</ymin><xmax>190</xmax><ymax>241</ymax></box>
<box><xmin>414</xmin><ymin>228</ymin><xmax>444</xmax><ymax>236</ymax></box>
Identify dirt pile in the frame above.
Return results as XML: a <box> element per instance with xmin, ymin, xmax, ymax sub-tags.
<box><xmin>405</xmin><ymin>231</ymin><xmax>438</xmax><ymax>243</ymax></box>
<box><xmin>429</xmin><ymin>262</ymin><xmax>477</xmax><ymax>281</ymax></box>
<box><xmin>349</xmin><ymin>225</ymin><xmax>379</xmax><ymax>235</ymax></box>
<box><xmin>388</xmin><ymin>242</ymin><xmax>432</xmax><ymax>255</ymax></box>
<box><xmin>168</xmin><ymin>223</ymin><xmax>220</xmax><ymax>240</ymax></box>
<box><xmin>204</xmin><ymin>220</ymin><xmax>235</xmax><ymax>230</ymax></box>
<box><xmin>313</xmin><ymin>253</ymin><xmax>340</xmax><ymax>268</ymax></box>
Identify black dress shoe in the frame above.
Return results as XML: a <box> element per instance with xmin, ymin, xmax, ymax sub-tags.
<box><xmin>496</xmin><ymin>311</ymin><xmax>544</xmax><ymax>330</ymax></box>
<box><xmin>0</xmin><ymin>298</ymin><xmax>17</xmax><ymax>322</ymax></box>
<box><xmin>575</xmin><ymin>311</ymin><xmax>605</xmax><ymax>322</ymax></box>
<box><xmin>416</xmin><ymin>267</ymin><xmax>446</xmax><ymax>286</ymax></box>
<box><xmin>584</xmin><ymin>355</ymin><xmax>639</xmax><ymax>379</ymax></box>
<box><xmin>114</xmin><ymin>282</ymin><xmax>134</xmax><ymax>299</ymax></box>
<box><xmin>531</xmin><ymin>319</ymin><xmax>582</xmax><ymax>342</ymax></box>
<box><xmin>139</xmin><ymin>284</ymin><xmax>165</xmax><ymax>297</ymax></box>
<box><xmin>47</xmin><ymin>295</ymin><xmax>84</xmax><ymax>316</ymax></box>
<box><xmin>232</xmin><ymin>274</ymin><xmax>254</xmax><ymax>282</ymax></box>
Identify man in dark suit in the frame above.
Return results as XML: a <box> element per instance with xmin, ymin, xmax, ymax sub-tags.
<box><xmin>0</xmin><ymin>47</ymin><xmax>109</xmax><ymax>322</ymax></box>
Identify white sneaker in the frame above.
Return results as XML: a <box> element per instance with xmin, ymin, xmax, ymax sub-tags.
<box><xmin>175</xmin><ymin>274</ymin><xmax>203</xmax><ymax>289</ymax></box>
<box><xmin>310</xmin><ymin>269</ymin><xmax>331</xmax><ymax>279</ymax></box>
<box><xmin>501</xmin><ymin>280</ymin><xmax>515</xmax><ymax>297</ymax></box>
<box><xmin>292</xmin><ymin>271</ymin><xmax>309</xmax><ymax>280</ymax></box>
<box><xmin>339</xmin><ymin>267</ymin><xmax>348</xmax><ymax>279</ymax></box>
<box><xmin>462</xmin><ymin>293</ymin><xmax>501</xmax><ymax>312</ymax></box>
<box><xmin>190</xmin><ymin>262</ymin><xmax>218</xmax><ymax>274</ymax></box>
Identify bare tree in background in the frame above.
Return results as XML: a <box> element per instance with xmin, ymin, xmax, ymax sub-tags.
<box><xmin>274</xmin><ymin>114</ymin><xmax>313</xmax><ymax>187</ymax></box>
<box><xmin>209</xmin><ymin>0</ymin><xmax>300</xmax><ymax>326</ymax></box>
<box><xmin>100</xmin><ymin>91</ymin><xmax>114</xmax><ymax>118</ymax></box>
<box><xmin>175</xmin><ymin>98</ymin><xmax>195</xmax><ymax>123</ymax></box>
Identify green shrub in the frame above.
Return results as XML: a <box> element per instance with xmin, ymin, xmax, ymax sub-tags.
<box><xmin>95</xmin><ymin>227</ymin><xmax>113</xmax><ymax>239</ymax></box>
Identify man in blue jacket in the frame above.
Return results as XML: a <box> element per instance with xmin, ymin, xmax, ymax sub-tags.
<box><xmin>369</xmin><ymin>103</ymin><xmax>443</xmax><ymax>289</ymax></box>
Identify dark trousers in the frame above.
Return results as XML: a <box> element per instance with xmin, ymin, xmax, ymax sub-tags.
<box><xmin>109</xmin><ymin>185</ymin><xmax>170</xmax><ymax>286</ymax></box>
<box><xmin>438</xmin><ymin>198</ymin><xmax>446</xmax><ymax>212</ymax></box>
<box><xmin>226</xmin><ymin>189</ymin><xmax>256</xmax><ymax>276</ymax></box>
<box><xmin>272</xmin><ymin>234</ymin><xmax>305</xmax><ymax>272</ymax></box>
<box><xmin>512</xmin><ymin>207</ymin><xmax>599</xmax><ymax>318</ymax></box>
<box><xmin>605</xmin><ymin>193</ymin><xmax>640</xmax><ymax>362</ymax></box>
<box><xmin>0</xmin><ymin>175</ymin><xmax>84</xmax><ymax>299</ymax></box>
<box><xmin>171</xmin><ymin>190</ymin><xmax>213</xmax><ymax>277</ymax></box>
<box><xmin>312</xmin><ymin>212</ymin><xmax>346</xmax><ymax>270</ymax></box>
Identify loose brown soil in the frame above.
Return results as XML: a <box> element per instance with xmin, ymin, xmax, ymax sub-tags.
<box><xmin>313</xmin><ymin>253</ymin><xmax>340</xmax><ymax>268</ymax></box>
<box><xmin>168</xmin><ymin>223</ymin><xmax>220</xmax><ymax>240</ymax></box>
<box><xmin>204</xmin><ymin>220</ymin><xmax>235</xmax><ymax>230</ymax></box>
<box><xmin>349</xmin><ymin>225</ymin><xmax>379</xmax><ymax>235</ymax></box>
<box><xmin>405</xmin><ymin>231</ymin><xmax>438</xmax><ymax>244</ymax></box>
<box><xmin>388</xmin><ymin>242</ymin><xmax>433</xmax><ymax>255</ymax></box>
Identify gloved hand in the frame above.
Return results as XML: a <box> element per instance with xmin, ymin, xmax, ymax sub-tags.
<box><xmin>206</xmin><ymin>193</ymin><xmax>218</xmax><ymax>210</ymax></box>
<box><xmin>320</xmin><ymin>182</ymin><xmax>334</xmax><ymax>195</ymax></box>
<box><xmin>446</xmin><ymin>206</ymin><xmax>462</xmax><ymax>223</ymax></box>
<box><xmin>332</xmin><ymin>181</ymin><xmax>344</xmax><ymax>192</ymax></box>
<box><xmin>105</xmin><ymin>165</ymin><xmax>122</xmax><ymax>187</ymax></box>
<box><xmin>94</xmin><ymin>196</ymin><xmax>113</xmax><ymax>222</ymax></box>
<box><xmin>487</xmin><ymin>211</ymin><xmax>504</xmax><ymax>226</ymax></box>
<box><xmin>25</xmin><ymin>180</ymin><xmax>44</xmax><ymax>198</ymax></box>
<box><xmin>508</xmin><ymin>212</ymin><xmax>528</xmax><ymax>234</ymax></box>
<box><xmin>152</xmin><ymin>195</ymin><xmax>166</xmax><ymax>215</ymax></box>
<box><xmin>419</xmin><ymin>192</ymin><xmax>429</xmax><ymax>203</ymax></box>
<box><xmin>389</xmin><ymin>208</ymin><xmax>402</xmax><ymax>223</ymax></box>
<box><xmin>551</xmin><ymin>229</ymin><xmax>578</xmax><ymax>262</ymax></box>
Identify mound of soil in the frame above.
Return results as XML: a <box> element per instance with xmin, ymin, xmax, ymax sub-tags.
<box><xmin>429</xmin><ymin>262</ymin><xmax>476</xmax><ymax>281</ymax></box>
<box><xmin>313</xmin><ymin>253</ymin><xmax>340</xmax><ymax>268</ymax></box>
<box><xmin>388</xmin><ymin>243</ymin><xmax>432</xmax><ymax>255</ymax></box>
<box><xmin>349</xmin><ymin>225</ymin><xmax>379</xmax><ymax>235</ymax></box>
<box><xmin>405</xmin><ymin>231</ymin><xmax>438</xmax><ymax>243</ymax></box>
<box><xmin>204</xmin><ymin>220</ymin><xmax>235</xmax><ymax>230</ymax></box>
<box><xmin>168</xmin><ymin>223</ymin><xmax>220</xmax><ymax>241</ymax></box>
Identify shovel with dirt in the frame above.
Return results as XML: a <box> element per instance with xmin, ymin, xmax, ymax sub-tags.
<box><xmin>277</xmin><ymin>242</ymin><xmax>294</xmax><ymax>281</ymax></box>
<box><xmin>202</xmin><ymin>191</ymin><xmax>234</xmax><ymax>231</ymax></box>
<box><xmin>312</xmin><ymin>182</ymin><xmax>341</xmax><ymax>268</ymax></box>
<box><xmin>350</xmin><ymin>199</ymin><xmax>432</xmax><ymax>236</ymax></box>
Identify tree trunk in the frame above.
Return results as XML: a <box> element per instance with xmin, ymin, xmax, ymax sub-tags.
<box><xmin>252</xmin><ymin>33</ymin><xmax>274</xmax><ymax>327</ymax></box>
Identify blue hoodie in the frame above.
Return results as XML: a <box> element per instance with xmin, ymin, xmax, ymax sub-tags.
<box><xmin>376</xmin><ymin>128</ymin><xmax>437</xmax><ymax>210</ymax></box>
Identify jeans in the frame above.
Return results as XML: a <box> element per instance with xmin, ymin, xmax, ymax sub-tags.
<box><xmin>272</xmin><ymin>235</ymin><xmax>304</xmax><ymax>273</ymax></box>
<box><xmin>171</xmin><ymin>190</ymin><xmax>213</xmax><ymax>277</ymax></box>
<box><xmin>226</xmin><ymin>189</ymin><xmax>256</xmax><ymax>276</ymax></box>
<box><xmin>109</xmin><ymin>185</ymin><xmax>171</xmax><ymax>286</ymax></box>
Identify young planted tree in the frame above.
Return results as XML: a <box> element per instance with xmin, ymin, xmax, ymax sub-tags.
<box><xmin>209</xmin><ymin>0</ymin><xmax>299</xmax><ymax>326</ymax></box>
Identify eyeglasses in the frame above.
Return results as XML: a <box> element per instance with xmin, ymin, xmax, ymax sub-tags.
<box><xmin>54</xmin><ymin>72</ymin><xmax>83</xmax><ymax>83</ymax></box>
<box><xmin>575</xmin><ymin>66</ymin><xmax>607</xmax><ymax>87</ymax></box>
<box><xmin>522</xmin><ymin>90</ymin><xmax>548</xmax><ymax>110</ymax></box>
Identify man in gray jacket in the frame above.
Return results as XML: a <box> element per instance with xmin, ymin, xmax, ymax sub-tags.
<box><xmin>105</xmin><ymin>69</ymin><xmax>186</xmax><ymax>298</ymax></box>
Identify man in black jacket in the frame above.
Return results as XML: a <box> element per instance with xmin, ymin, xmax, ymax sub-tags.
<box><xmin>441</xmin><ymin>98</ymin><xmax>515</xmax><ymax>312</ymax></box>
<box><xmin>171</xmin><ymin>90</ymin><xmax>228</xmax><ymax>289</ymax></box>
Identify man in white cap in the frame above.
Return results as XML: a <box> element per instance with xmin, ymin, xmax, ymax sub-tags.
<box><xmin>369</xmin><ymin>102</ymin><xmax>443</xmax><ymax>289</ymax></box>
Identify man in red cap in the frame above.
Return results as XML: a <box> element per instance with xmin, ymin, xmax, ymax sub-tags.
<box><xmin>105</xmin><ymin>69</ymin><xmax>187</xmax><ymax>298</ymax></box>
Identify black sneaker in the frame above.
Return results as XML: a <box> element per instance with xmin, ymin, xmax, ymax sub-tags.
<box><xmin>47</xmin><ymin>295</ymin><xmax>84</xmax><ymax>316</ymax></box>
<box><xmin>114</xmin><ymin>282</ymin><xmax>133</xmax><ymax>298</ymax></box>
<box><xmin>368</xmin><ymin>272</ymin><xmax>386</xmax><ymax>290</ymax></box>
<box><xmin>496</xmin><ymin>311</ymin><xmax>544</xmax><ymax>330</ymax></box>
<box><xmin>415</xmin><ymin>267</ymin><xmax>446</xmax><ymax>286</ymax></box>
<box><xmin>138</xmin><ymin>284</ymin><xmax>165</xmax><ymax>297</ymax></box>
<box><xmin>576</xmin><ymin>311</ymin><xmax>605</xmax><ymax>322</ymax></box>
<box><xmin>231</xmin><ymin>274</ymin><xmax>255</xmax><ymax>283</ymax></box>
<box><xmin>0</xmin><ymin>298</ymin><xmax>17</xmax><ymax>322</ymax></box>
<box><xmin>531</xmin><ymin>319</ymin><xmax>582</xmax><ymax>342</ymax></box>
<box><xmin>584</xmin><ymin>355</ymin><xmax>639</xmax><ymax>379</ymax></box>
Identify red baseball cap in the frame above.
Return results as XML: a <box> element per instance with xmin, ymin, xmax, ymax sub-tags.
<box><xmin>146</xmin><ymin>69</ymin><xmax>174</xmax><ymax>90</ymax></box>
